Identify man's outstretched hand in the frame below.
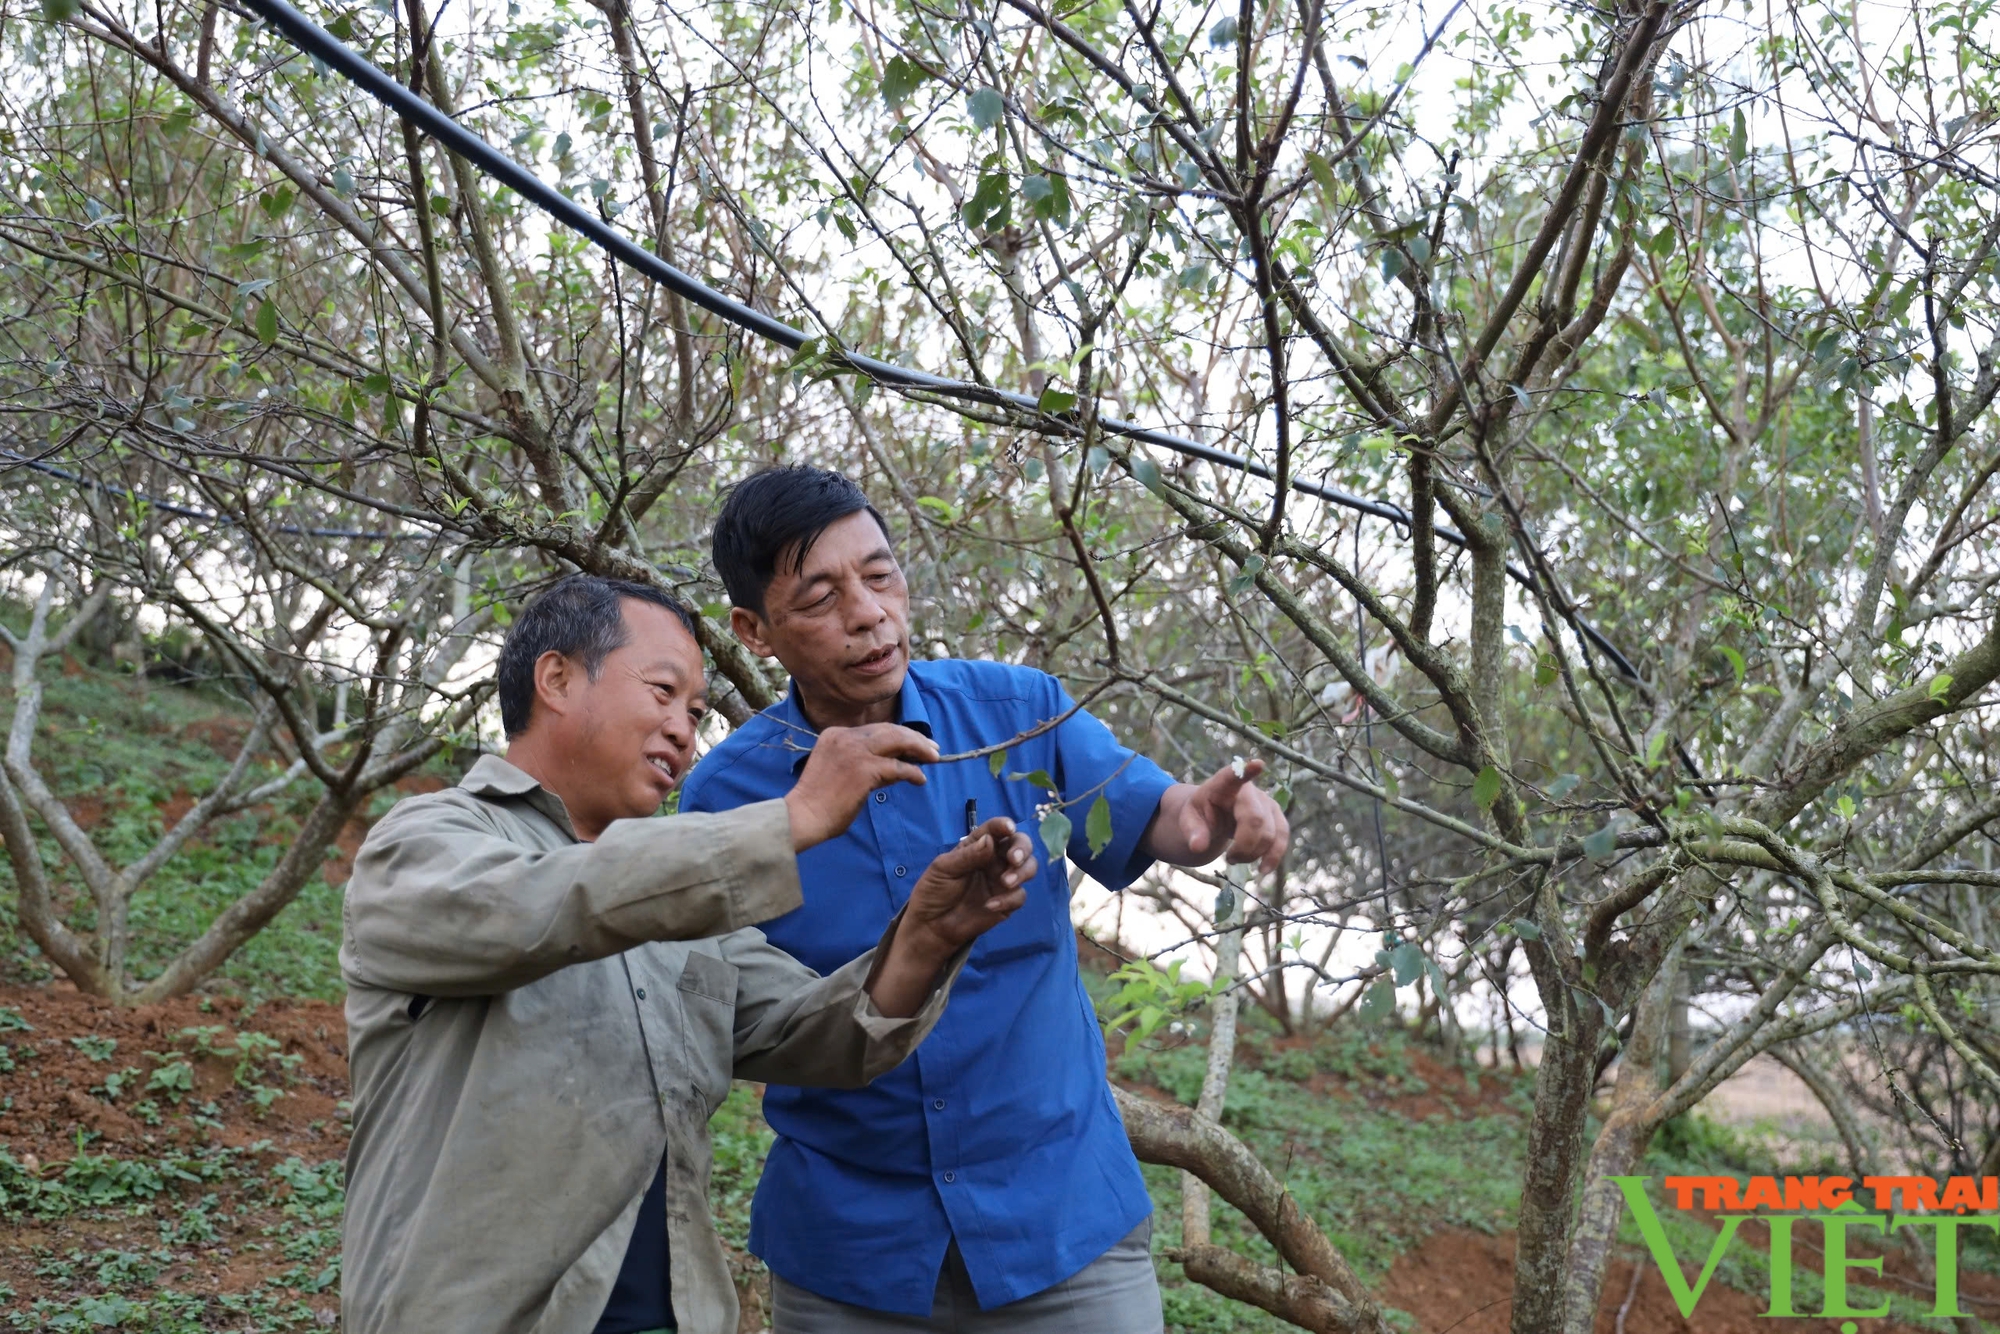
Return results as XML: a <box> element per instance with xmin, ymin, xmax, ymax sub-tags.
<box><xmin>867</xmin><ymin>817</ymin><xmax>1036</xmax><ymax>1017</ymax></box>
<box><xmin>785</xmin><ymin>723</ymin><xmax>938</xmax><ymax>852</ymax></box>
<box><xmin>1142</xmin><ymin>757</ymin><xmax>1290</xmax><ymax>874</ymax></box>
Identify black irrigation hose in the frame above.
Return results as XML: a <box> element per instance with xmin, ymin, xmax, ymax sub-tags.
<box><xmin>231</xmin><ymin>0</ymin><xmax>1643</xmax><ymax>681</ymax></box>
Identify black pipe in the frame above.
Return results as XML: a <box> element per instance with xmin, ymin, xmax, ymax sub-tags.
<box><xmin>221</xmin><ymin>0</ymin><xmax>1642</xmax><ymax>681</ymax></box>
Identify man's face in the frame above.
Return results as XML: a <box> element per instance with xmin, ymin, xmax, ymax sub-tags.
<box><xmin>556</xmin><ymin>600</ymin><xmax>708</xmax><ymax>828</ymax></box>
<box><xmin>731</xmin><ymin>510</ymin><xmax>909</xmax><ymax>723</ymax></box>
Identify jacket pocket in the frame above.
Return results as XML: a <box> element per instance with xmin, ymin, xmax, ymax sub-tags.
<box><xmin>678</xmin><ymin>949</ymin><xmax>738</xmax><ymax>1004</ymax></box>
<box><xmin>677</xmin><ymin>949</ymin><xmax>738</xmax><ymax>1112</ymax></box>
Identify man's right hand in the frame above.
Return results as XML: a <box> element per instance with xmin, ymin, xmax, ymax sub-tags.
<box><xmin>785</xmin><ymin>723</ymin><xmax>938</xmax><ymax>851</ymax></box>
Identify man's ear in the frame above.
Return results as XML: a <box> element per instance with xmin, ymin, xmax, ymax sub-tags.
<box><xmin>730</xmin><ymin>606</ymin><xmax>778</xmax><ymax>658</ymax></box>
<box><xmin>532</xmin><ymin>649</ymin><xmax>579</xmax><ymax>718</ymax></box>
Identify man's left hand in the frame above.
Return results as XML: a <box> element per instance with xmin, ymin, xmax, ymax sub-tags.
<box><xmin>1147</xmin><ymin>758</ymin><xmax>1290</xmax><ymax>874</ymax></box>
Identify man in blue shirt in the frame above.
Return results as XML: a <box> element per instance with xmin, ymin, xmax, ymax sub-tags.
<box><xmin>678</xmin><ymin>467</ymin><xmax>1290</xmax><ymax>1332</ymax></box>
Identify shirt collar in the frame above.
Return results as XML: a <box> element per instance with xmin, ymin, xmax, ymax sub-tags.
<box><xmin>459</xmin><ymin>753</ymin><xmax>579</xmax><ymax>840</ymax></box>
<box><xmin>782</xmin><ymin>664</ymin><xmax>933</xmax><ymax>776</ymax></box>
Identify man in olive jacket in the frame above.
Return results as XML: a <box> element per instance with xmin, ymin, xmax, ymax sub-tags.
<box><xmin>339</xmin><ymin>576</ymin><xmax>1035</xmax><ymax>1334</ymax></box>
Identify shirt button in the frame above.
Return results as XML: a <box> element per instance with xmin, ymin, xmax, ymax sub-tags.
<box><xmin>874</xmin><ymin>792</ymin><xmax>888</xmax><ymax>803</ymax></box>
<box><xmin>635</xmin><ymin>988</ymin><xmax>647</xmax><ymax>1000</ymax></box>
<box><xmin>895</xmin><ymin>865</ymin><xmax>907</xmax><ymax>877</ymax></box>
<box><xmin>933</xmin><ymin>1099</ymin><xmax>945</xmax><ymax>1110</ymax></box>
<box><xmin>942</xmin><ymin>1171</ymin><xmax>956</xmax><ymax>1183</ymax></box>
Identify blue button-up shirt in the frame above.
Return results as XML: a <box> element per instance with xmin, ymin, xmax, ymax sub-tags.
<box><xmin>678</xmin><ymin>659</ymin><xmax>1176</xmax><ymax>1314</ymax></box>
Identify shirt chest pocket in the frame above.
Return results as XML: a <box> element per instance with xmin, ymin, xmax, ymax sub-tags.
<box><xmin>676</xmin><ymin>950</ymin><xmax>738</xmax><ymax>1114</ymax></box>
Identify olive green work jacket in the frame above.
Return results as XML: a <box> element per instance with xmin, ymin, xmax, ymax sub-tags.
<box><xmin>338</xmin><ymin>755</ymin><xmax>959</xmax><ymax>1334</ymax></box>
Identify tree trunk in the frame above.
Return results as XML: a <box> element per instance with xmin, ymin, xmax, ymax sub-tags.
<box><xmin>1560</xmin><ymin>1101</ymin><xmax>1657</xmax><ymax>1334</ymax></box>
<box><xmin>1561</xmin><ymin>943</ymin><xmax>1683</xmax><ymax>1334</ymax></box>
<box><xmin>1509</xmin><ymin>994</ymin><xmax>1601</xmax><ymax>1334</ymax></box>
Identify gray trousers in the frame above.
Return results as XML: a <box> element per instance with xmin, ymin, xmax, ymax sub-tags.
<box><xmin>769</xmin><ymin>1219</ymin><xmax>1164</xmax><ymax>1333</ymax></box>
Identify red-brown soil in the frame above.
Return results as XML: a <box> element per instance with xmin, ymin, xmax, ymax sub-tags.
<box><xmin>0</xmin><ymin>982</ymin><xmax>349</xmax><ymax>1320</ymax></box>
<box><xmin>0</xmin><ymin>982</ymin><xmax>348</xmax><ymax>1165</ymax></box>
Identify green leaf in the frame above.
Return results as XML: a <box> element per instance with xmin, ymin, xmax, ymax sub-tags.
<box><xmin>41</xmin><ymin>0</ymin><xmax>80</xmax><ymax>20</ymax></box>
<box><xmin>1547</xmin><ymin>772</ymin><xmax>1582</xmax><ymax>799</ymax></box>
<box><xmin>1086</xmin><ymin>795</ymin><xmax>1114</xmax><ymax>857</ymax></box>
<box><xmin>1227</xmin><ymin>554</ymin><xmax>1265</xmax><ymax>597</ymax></box>
<box><xmin>1645</xmin><ymin>732</ymin><xmax>1669</xmax><ymax>767</ymax></box>
<box><xmin>1208</xmin><ymin>15</ymin><xmax>1239</xmax><ymax>47</ymax></box>
<box><xmin>360</xmin><ymin>372</ymin><xmax>392</xmax><ymax>396</ymax></box>
<box><xmin>1729</xmin><ymin>106</ymin><xmax>1747</xmax><ymax>165</ymax></box>
<box><xmin>1837</xmin><ymin>794</ymin><xmax>1857</xmax><ymax>820</ymax></box>
<box><xmin>326</xmin><ymin>10</ymin><xmax>355</xmax><ymax>39</ymax></box>
<box><xmin>1717</xmin><ymin>645</ymin><xmax>1745</xmax><ymax>687</ymax></box>
<box><xmin>881</xmin><ymin>55</ymin><xmax>928</xmax><ymax>108</ymax></box>
<box><xmin>1929</xmin><ymin>672</ymin><xmax>1954</xmax><ymax>701</ymax></box>
<box><xmin>1022</xmin><ymin>172</ymin><xmax>1071</xmax><ymax>225</ymax></box>
<box><xmin>1380</xmin><ymin>246</ymin><xmax>1407</xmax><ymax>281</ymax></box>
<box><xmin>1583</xmin><ymin>825</ymin><xmax>1618</xmax><ymax>860</ymax></box>
<box><xmin>1471</xmin><ymin>765</ymin><xmax>1502</xmax><ymax>808</ymax></box>
<box><xmin>1534</xmin><ymin>652</ymin><xmax>1559</xmax><ymax>687</ymax></box>
<box><xmin>1511</xmin><ymin>918</ymin><xmax>1542</xmax><ymax>941</ymax></box>
<box><xmin>254</xmin><ymin>299</ymin><xmax>278</xmax><ymax>345</ymax></box>
<box><xmin>962</xmin><ymin>173</ymin><xmax>1009</xmax><ymax>230</ymax></box>
<box><xmin>967</xmin><ymin>87</ymin><xmax>1004</xmax><ymax>131</ymax></box>
<box><xmin>1130</xmin><ymin>456</ymin><xmax>1162</xmax><ymax>493</ymax></box>
<box><xmin>988</xmin><ymin>750</ymin><xmax>1007</xmax><ymax>777</ymax></box>
<box><xmin>1037</xmin><ymin>386</ymin><xmax>1076</xmax><ymax>414</ymax></box>
<box><xmin>1011</xmin><ymin>769</ymin><xmax>1057</xmax><ymax>791</ymax></box>
<box><xmin>1039</xmin><ymin>809</ymin><xmax>1073</xmax><ymax>859</ymax></box>
<box><xmin>1306</xmin><ymin>151</ymin><xmax>1337</xmax><ymax>200</ymax></box>
<box><xmin>1362</xmin><ymin>977</ymin><xmax>1395</xmax><ymax>1020</ymax></box>
<box><xmin>1389</xmin><ymin>941</ymin><xmax>1425</xmax><ymax>986</ymax></box>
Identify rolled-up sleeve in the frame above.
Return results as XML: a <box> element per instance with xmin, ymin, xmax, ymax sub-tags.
<box><xmin>341</xmin><ymin>795</ymin><xmax>801</xmax><ymax>996</ymax></box>
<box><xmin>724</xmin><ymin>914</ymin><xmax>970</xmax><ymax>1087</ymax></box>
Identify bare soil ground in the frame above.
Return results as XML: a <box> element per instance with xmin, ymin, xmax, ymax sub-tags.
<box><xmin>0</xmin><ymin>981</ymin><xmax>348</xmax><ymax>1324</ymax></box>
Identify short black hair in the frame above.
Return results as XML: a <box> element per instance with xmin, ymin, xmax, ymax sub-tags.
<box><xmin>496</xmin><ymin>575</ymin><xmax>698</xmax><ymax>736</ymax></box>
<box><xmin>711</xmin><ymin>465</ymin><xmax>891</xmax><ymax>614</ymax></box>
